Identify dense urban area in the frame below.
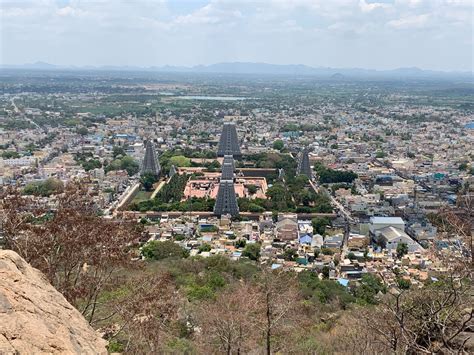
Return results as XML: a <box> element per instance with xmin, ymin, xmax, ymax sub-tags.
<box><xmin>1</xmin><ymin>69</ymin><xmax>473</xmax><ymax>353</ymax></box>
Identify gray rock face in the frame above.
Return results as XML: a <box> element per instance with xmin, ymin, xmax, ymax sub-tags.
<box><xmin>0</xmin><ymin>250</ymin><xmax>108</xmax><ymax>354</ymax></box>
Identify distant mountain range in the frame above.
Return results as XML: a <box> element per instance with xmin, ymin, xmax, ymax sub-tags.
<box><xmin>1</xmin><ymin>61</ymin><xmax>472</xmax><ymax>79</ymax></box>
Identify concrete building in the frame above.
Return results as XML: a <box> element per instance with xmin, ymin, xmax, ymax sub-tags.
<box><xmin>370</xmin><ymin>216</ymin><xmax>405</xmax><ymax>234</ymax></box>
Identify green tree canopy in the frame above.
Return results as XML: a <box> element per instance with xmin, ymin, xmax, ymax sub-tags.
<box><xmin>140</xmin><ymin>172</ymin><xmax>158</xmax><ymax>191</ymax></box>
<box><xmin>272</xmin><ymin>139</ymin><xmax>284</xmax><ymax>151</ymax></box>
<box><xmin>396</xmin><ymin>242</ymin><xmax>409</xmax><ymax>259</ymax></box>
<box><xmin>312</xmin><ymin>217</ymin><xmax>331</xmax><ymax>235</ymax></box>
<box><xmin>112</xmin><ymin>145</ymin><xmax>126</xmax><ymax>158</ymax></box>
<box><xmin>141</xmin><ymin>240</ymin><xmax>189</xmax><ymax>260</ymax></box>
<box><xmin>199</xmin><ymin>243</ymin><xmax>212</xmax><ymax>253</ymax></box>
<box><xmin>105</xmin><ymin>155</ymin><xmax>139</xmax><ymax>176</ymax></box>
<box><xmin>355</xmin><ymin>274</ymin><xmax>386</xmax><ymax>304</ymax></box>
<box><xmin>170</xmin><ymin>155</ymin><xmax>191</xmax><ymax>167</ymax></box>
<box><xmin>23</xmin><ymin>178</ymin><xmax>64</xmax><ymax>197</ymax></box>
<box><xmin>242</xmin><ymin>243</ymin><xmax>261</xmax><ymax>261</ymax></box>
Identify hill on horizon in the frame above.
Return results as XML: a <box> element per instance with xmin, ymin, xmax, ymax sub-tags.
<box><xmin>1</xmin><ymin>61</ymin><xmax>472</xmax><ymax>79</ymax></box>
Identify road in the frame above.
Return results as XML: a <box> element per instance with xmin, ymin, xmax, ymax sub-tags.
<box><xmin>309</xmin><ymin>179</ymin><xmax>356</xmax><ymax>223</ymax></box>
<box><xmin>11</xmin><ymin>97</ymin><xmax>42</xmax><ymax>130</ymax></box>
<box><xmin>309</xmin><ymin>178</ymin><xmax>355</xmax><ymax>253</ymax></box>
<box><xmin>11</xmin><ymin>98</ymin><xmax>20</xmax><ymax>114</ymax></box>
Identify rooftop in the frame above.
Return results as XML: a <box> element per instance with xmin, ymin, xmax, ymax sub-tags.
<box><xmin>370</xmin><ymin>216</ymin><xmax>405</xmax><ymax>225</ymax></box>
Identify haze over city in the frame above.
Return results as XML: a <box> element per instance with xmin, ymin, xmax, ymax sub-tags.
<box><xmin>1</xmin><ymin>0</ymin><xmax>473</xmax><ymax>71</ymax></box>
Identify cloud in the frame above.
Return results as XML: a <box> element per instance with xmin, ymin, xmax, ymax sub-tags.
<box><xmin>387</xmin><ymin>13</ymin><xmax>430</xmax><ymax>29</ymax></box>
<box><xmin>359</xmin><ymin>0</ymin><xmax>391</xmax><ymax>13</ymax></box>
<box><xmin>174</xmin><ymin>1</ymin><xmax>242</xmax><ymax>25</ymax></box>
<box><xmin>0</xmin><ymin>0</ymin><xmax>471</xmax><ymax>70</ymax></box>
<box><xmin>56</xmin><ymin>6</ymin><xmax>87</xmax><ymax>17</ymax></box>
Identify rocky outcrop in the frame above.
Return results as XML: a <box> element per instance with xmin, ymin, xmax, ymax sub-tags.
<box><xmin>0</xmin><ymin>250</ymin><xmax>108</xmax><ymax>354</ymax></box>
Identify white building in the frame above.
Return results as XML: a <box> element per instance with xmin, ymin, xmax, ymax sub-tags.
<box><xmin>2</xmin><ymin>156</ymin><xmax>35</xmax><ymax>167</ymax></box>
<box><xmin>370</xmin><ymin>216</ymin><xmax>405</xmax><ymax>234</ymax></box>
<box><xmin>375</xmin><ymin>226</ymin><xmax>424</xmax><ymax>253</ymax></box>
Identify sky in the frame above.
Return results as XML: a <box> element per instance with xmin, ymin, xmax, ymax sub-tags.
<box><xmin>1</xmin><ymin>0</ymin><xmax>472</xmax><ymax>71</ymax></box>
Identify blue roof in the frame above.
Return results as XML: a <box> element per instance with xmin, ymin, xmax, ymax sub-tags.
<box><xmin>299</xmin><ymin>235</ymin><xmax>312</xmax><ymax>244</ymax></box>
<box><xmin>271</xmin><ymin>264</ymin><xmax>282</xmax><ymax>270</ymax></box>
<box><xmin>297</xmin><ymin>258</ymin><xmax>308</xmax><ymax>265</ymax></box>
<box><xmin>337</xmin><ymin>278</ymin><xmax>349</xmax><ymax>287</ymax></box>
<box><xmin>282</xmin><ymin>131</ymin><xmax>300</xmax><ymax>137</ymax></box>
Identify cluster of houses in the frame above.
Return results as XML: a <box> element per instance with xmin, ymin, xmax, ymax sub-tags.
<box><xmin>139</xmin><ymin>210</ymin><xmax>455</xmax><ymax>289</ymax></box>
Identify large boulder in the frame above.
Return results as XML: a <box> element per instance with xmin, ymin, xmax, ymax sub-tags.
<box><xmin>0</xmin><ymin>250</ymin><xmax>108</xmax><ymax>354</ymax></box>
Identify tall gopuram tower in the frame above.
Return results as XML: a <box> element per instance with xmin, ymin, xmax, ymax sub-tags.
<box><xmin>217</xmin><ymin>122</ymin><xmax>242</xmax><ymax>159</ymax></box>
<box><xmin>141</xmin><ymin>139</ymin><xmax>161</xmax><ymax>177</ymax></box>
<box><xmin>221</xmin><ymin>155</ymin><xmax>235</xmax><ymax>180</ymax></box>
<box><xmin>296</xmin><ymin>148</ymin><xmax>312</xmax><ymax>179</ymax></box>
<box><xmin>214</xmin><ymin>155</ymin><xmax>239</xmax><ymax>217</ymax></box>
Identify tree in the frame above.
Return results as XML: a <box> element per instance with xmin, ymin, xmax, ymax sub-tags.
<box><xmin>283</xmin><ymin>248</ymin><xmax>298</xmax><ymax>261</ymax></box>
<box><xmin>140</xmin><ymin>172</ymin><xmax>158</xmax><ymax>191</ymax></box>
<box><xmin>397</xmin><ymin>278</ymin><xmax>411</xmax><ymax>290</ymax></box>
<box><xmin>347</xmin><ymin>252</ymin><xmax>356</xmax><ymax>260</ymax></box>
<box><xmin>77</xmin><ymin>126</ymin><xmax>88</xmax><ymax>135</ymax></box>
<box><xmin>82</xmin><ymin>159</ymin><xmax>102</xmax><ymax>171</ymax></box>
<box><xmin>314</xmin><ymin>162</ymin><xmax>358</xmax><ymax>184</ymax></box>
<box><xmin>112</xmin><ymin>145</ymin><xmax>126</xmax><ymax>158</ymax></box>
<box><xmin>23</xmin><ymin>178</ymin><xmax>64</xmax><ymax>197</ymax></box>
<box><xmin>120</xmin><ymin>156</ymin><xmax>140</xmax><ymax>176</ymax></box>
<box><xmin>242</xmin><ymin>243</ymin><xmax>261</xmax><ymax>261</ymax></box>
<box><xmin>298</xmin><ymin>270</ymin><xmax>355</xmax><ymax>307</ymax></box>
<box><xmin>105</xmin><ymin>272</ymin><xmax>180</xmax><ymax>353</ymax></box>
<box><xmin>436</xmin><ymin>194</ymin><xmax>473</xmax><ymax>264</ymax></box>
<box><xmin>272</xmin><ymin>140</ymin><xmax>284</xmax><ymax>151</ymax></box>
<box><xmin>169</xmin><ymin>155</ymin><xmax>191</xmax><ymax>167</ymax></box>
<box><xmin>105</xmin><ymin>155</ymin><xmax>140</xmax><ymax>176</ymax></box>
<box><xmin>396</xmin><ymin>242</ymin><xmax>408</xmax><ymax>259</ymax></box>
<box><xmin>199</xmin><ymin>243</ymin><xmax>212</xmax><ymax>253</ymax></box>
<box><xmin>258</xmin><ymin>270</ymin><xmax>300</xmax><ymax>355</ymax></box>
<box><xmin>246</xmin><ymin>184</ymin><xmax>257</xmax><ymax>195</ymax></box>
<box><xmin>235</xmin><ymin>239</ymin><xmax>247</xmax><ymax>248</ymax></box>
<box><xmin>355</xmin><ymin>274</ymin><xmax>386</xmax><ymax>305</ymax></box>
<box><xmin>1</xmin><ymin>151</ymin><xmax>20</xmax><ymax>159</ymax></box>
<box><xmin>312</xmin><ymin>217</ymin><xmax>330</xmax><ymax>235</ymax></box>
<box><xmin>196</xmin><ymin>282</ymin><xmax>262</xmax><ymax>354</ymax></box>
<box><xmin>205</xmin><ymin>160</ymin><xmax>220</xmax><ymax>171</ymax></box>
<box><xmin>458</xmin><ymin>162</ymin><xmax>468</xmax><ymax>171</ymax></box>
<box><xmin>376</xmin><ymin>151</ymin><xmax>386</xmax><ymax>159</ymax></box>
<box><xmin>321</xmin><ymin>247</ymin><xmax>334</xmax><ymax>255</ymax></box>
<box><xmin>357</xmin><ymin>274</ymin><xmax>472</xmax><ymax>353</ymax></box>
<box><xmin>141</xmin><ymin>240</ymin><xmax>189</xmax><ymax>260</ymax></box>
<box><xmin>1</xmin><ymin>184</ymin><xmax>142</xmax><ymax>323</ymax></box>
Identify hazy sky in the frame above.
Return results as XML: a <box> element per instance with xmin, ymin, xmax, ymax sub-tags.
<box><xmin>1</xmin><ymin>0</ymin><xmax>472</xmax><ymax>71</ymax></box>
